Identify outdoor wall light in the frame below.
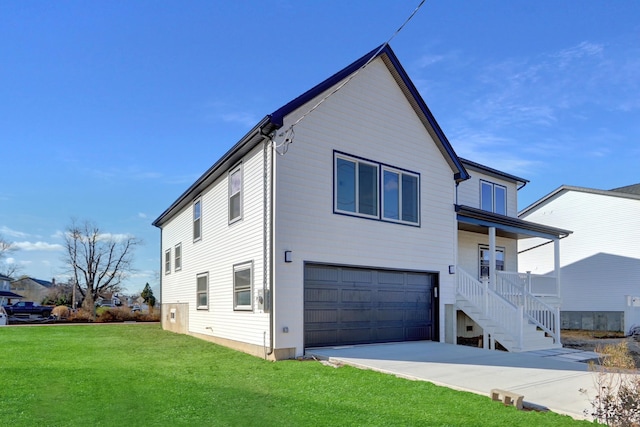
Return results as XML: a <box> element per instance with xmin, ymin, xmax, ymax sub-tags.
<box><xmin>448</xmin><ymin>265</ymin><xmax>456</xmax><ymax>274</ymax></box>
<box><xmin>284</xmin><ymin>250</ymin><xmax>292</xmax><ymax>263</ymax></box>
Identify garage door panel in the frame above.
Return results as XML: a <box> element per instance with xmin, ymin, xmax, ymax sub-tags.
<box><xmin>341</xmin><ymin>289</ymin><xmax>372</xmax><ymax>303</ymax></box>
<box><xmin>305</xmin><ymin>264</ymin><xmax>437</xmax><ymax>348</ymax></box>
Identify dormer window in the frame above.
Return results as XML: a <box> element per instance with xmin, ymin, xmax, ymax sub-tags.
<box><xmin>480</xmin><ymin>180</ymin><xmax>506</xmax><ymax>215</ymax></box>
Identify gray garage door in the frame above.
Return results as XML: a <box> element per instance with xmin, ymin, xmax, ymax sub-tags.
<box><xmin>304</xmin><ymin>264</ymin><xmax>438</xmax><ymax>347</ymax></box>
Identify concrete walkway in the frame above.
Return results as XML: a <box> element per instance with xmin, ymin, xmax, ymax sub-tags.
<box><xmin>306</xmin><ymin>341</ymin><xmax>605</xmax><ymax>420</ymax></box>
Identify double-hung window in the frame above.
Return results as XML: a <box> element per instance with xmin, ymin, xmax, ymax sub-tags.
<box><xmin>335</xmin><ymin>152</ymin><xmax>419</xmax><ymax>225</ymax></box>
<box><xmin>480</xmin><ymin>181</ymin><xmax>506</xmax><ymax>215</ymax></box>
<box><xmin>229</xmin><ymin>165</ymin><xmax>242</xmax><ymax>224</ymax></box>
<box><xmin>164</xmin><ymin>249</ymin><xmax>171</xmax><ymax>275</ymax></box>
<box><xmin>174</xmin><ymin>243</ymin><xmax>182</xmax><ymax>271</ymax></box>
<box><xmin>382</xmin><ymin>167</ymin><xmax>419</xmax><ymax>224</ymax></box>
<box><xmin>196</xmin><ymin>272</ymin><xmax>208</xmax><ymax>310</ymax></box>
<box><xmin>233</xmin><ymin>262</ymin><xmax>252</xmax><ymax>311</ymax></box>
<box><xmin>193</xmin><ymin>198</ymin><xmax>202</xmax><ymax>241</ymax></box>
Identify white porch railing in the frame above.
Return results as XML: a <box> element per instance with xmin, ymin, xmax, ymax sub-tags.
<box><xmin>495</xmin><ymin>271</ymin><xmax>559</xmax><ymax>297</ymax></box>
<box><xmin>458</xmin><ymin>268</ymin><xmax>524</xmax><ymax>349</ymax></box>
<box><xmin>496</xmin><ymin>271</ymin><xmax>560</xmax><ymax>344</ymax></box>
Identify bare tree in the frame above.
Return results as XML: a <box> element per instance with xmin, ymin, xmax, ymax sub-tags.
<box><xmin>0</xmin><ymin>235</ymin><xmax>19</xmax><ymax>278</ymax></box>
<box><xmin>63</xmin><ymin>219</ymin><xmax>141</xmax><ymax>313</ymax></box>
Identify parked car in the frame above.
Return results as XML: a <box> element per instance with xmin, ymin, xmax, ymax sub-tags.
<box><xmin>130</xmin><ymin>304</ymin><xmax>141</xmax><ymax>312</ymax></box>
<box><xmin>4</xmin><ymin>301</ymin><xmax>53</xmax><ymax>317</ymax></box>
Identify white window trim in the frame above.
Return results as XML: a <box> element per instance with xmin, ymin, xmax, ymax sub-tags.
<box><xmin>233</xmin><ymin>261</ymin><xmax>253</xmax><ymax>311</ymax></box>
<box><xmin>196</xmin><ymin>272</ymin><xmax>209</xmax><ymax>310</ymax></box>
<box><xmin>174</xmin><ymin>243</ymin><xmax>182</xmax><ymax>272</ymax></box>
<box><xmin>193</xmin><ymin>197</ymin><xmax>202</xmax><ymax>242</ymax></box>
<box><xmin>480</xmin><ymin>180</ymin><xmax>507</xmax><ymax>215</ymax></box>
<box><xmin>478</xmin><ymin>245</ymin><xmax>505</xmax><ymax>279</ymax></box>
<box><xmin>164</xmin><ymin>249</ymin><xmax>171</xmax><ymax>275</ymax></box>
<box><xmin>381</xmin><ymin>166</ymin><xmax>420</xmax><ymax>225</ymax></box>
<box><xmin>228</xmin><ymin>164</ymin><xmax>243</xmax><ymax>224</ymax></box>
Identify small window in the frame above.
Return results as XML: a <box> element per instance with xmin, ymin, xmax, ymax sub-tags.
<box><xmin>229</xmin><ymin>165</ymin><xmax>242</xmax><ymax>223</ymax></box>
<box><xmin>335</xmin><ymin>155</ymin><xmax>378</xmax><ymax>218</ymax></box>
<box><xmin>233</xmin><ymin>262</ymin><xmax>253</xmax><ymax>311</ymax></box>
<box><xmin>480</xmin><ymin>180</ymin><xmax>507</xmax><ymax>215</ymax></box>
<box><xmin>479</xmin><ymin>245</ymin><xmax>505</xmax><ymax>279</ymax></box>
<box><xmin>164</xmin><ymin>249</ymin><xmax>171</xmax><ymax>275</ymax></box>
<box><xmin>193</xmin><ymin>198</ymin><xmax>202</xmax><ymax>241</ymax></box>
<box><xmin>196</xmin><ymin>273</ymin><xmax>208</xmax><ymax>310</ymax></box>
<box><xmin>174</xmin><ymin>243</ymin><xmax>182</xmax><ymax>271</ymax></box>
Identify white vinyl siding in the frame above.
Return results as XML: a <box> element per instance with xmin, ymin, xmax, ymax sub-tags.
<box><xmin>519</xmin><ymin>190</ymin><xmax>640</xmax><ymax>313</ymax></box>
<box><xmin>273</xmin><ymin>58</ymin><xmax>458</xmax><ymax>353</ymax></box>
<box><xmin>159</xmin><ymin>143</ymin><xmax>269</xmax><ymax>346</ymax></box>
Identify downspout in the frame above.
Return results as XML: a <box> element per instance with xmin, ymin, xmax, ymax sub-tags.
<box><xmin>262</xmin><ymin>130</ymin><xmax>275</xmax><ymax>357</ymax></box>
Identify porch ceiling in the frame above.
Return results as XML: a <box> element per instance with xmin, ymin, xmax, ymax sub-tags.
<box><xmin>455</xmin><ymin>205</ymin><xmax>572</xmax><ymax>240</ymax></box>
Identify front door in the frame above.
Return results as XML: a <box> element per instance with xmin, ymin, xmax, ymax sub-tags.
<box><xmin>478</xmin><ymin>245</ymin><xmax>505</xmax><ymax>280</ymax></box>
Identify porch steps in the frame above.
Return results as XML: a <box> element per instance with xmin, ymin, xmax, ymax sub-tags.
<box><xmin>457</xmin><ymin>297</ymin><xmax>561</xmax><ymax>352</ymax></box>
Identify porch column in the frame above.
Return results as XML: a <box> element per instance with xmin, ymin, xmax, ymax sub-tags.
<box><xmin>554</xmin><ymin>238</ymin><xmax>561</xmax><ymax>297</ymax></box>
<box><xmin>489</xmin><ymin>227</ymin><xmax>496</xmax><ymax>290</ymax></box>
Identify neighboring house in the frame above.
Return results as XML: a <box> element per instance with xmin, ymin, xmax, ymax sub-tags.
<box><xmin>153</xmin><ymin>44</ymin><xmax>569</xmax><ymax>359</ymax></box>
<box><xmin>0</xmin><ymin>274</ymin><xmax>22</xmax><ymax>305</ymax></box>
<box><xmin>11</xmin><ymin>277</ymin><xmax>54</xmax><ymax>304</ymax></box>
<box><xmin>519</xmin><ymin>184</ymin><xmax>640</xmax><ymax>333</ymax></box>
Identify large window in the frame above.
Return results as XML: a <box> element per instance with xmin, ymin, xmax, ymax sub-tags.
<box><xmin>196</xmin><ymin>272</ymin><xmax>208</xmax><ymax>310</ymax></box>
<box><xmin>164</xmin><ymin>249</ymin><xmax>171</xmax><ymax>275</ymax></box>
<box><xmin>174</xmin><ymin>243</ymin><xmax>182</xmax><ymax>271</ymax></box>
<box><xmin>233</xmin><ymin>262</ymin><xmax>252</xmax><ymax>311</ymax></box>
<box><xmin>480</xmin><ymin>180</ymin><xmax>506</xmax><ymax>215</ymax></box>
<box><xmin>335</xmin><ymin>152</ymin><xmax>419</xmax><ymax>225</ymax></box>
<box><xmin>193</xmin><ymin>198</ymin><xmax>202</xmax><ymax>241</ymax></box>
<box><xmin>229</xmin><ymin>165</ymin><xmax>243</xmax><ymax>224</ymax></box>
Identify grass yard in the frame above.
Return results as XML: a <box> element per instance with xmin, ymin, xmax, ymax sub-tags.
<box><xmin>0</xmin><ymin>324</ymin><xmax>589</xmax><ymax>426</ymax></box>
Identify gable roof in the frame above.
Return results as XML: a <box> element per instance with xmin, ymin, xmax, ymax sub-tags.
<box><xmin>460</xmin><ymin>158</ymin><xmax>529</xmax><ymax>187</ymax></box>
<box><xmin>12</xmin><ymin>277</ymin><xmax>54</xmax><ymax>288</ymax></box>
<box><xmin>153</xmin><ymin>44</ymin><xmax>469</xmax><ymax>228</ymax></box>
<box><xmin>520</xmin><ymin>184</ymin><xmax>640</xmax><ymax>216</ymax></box>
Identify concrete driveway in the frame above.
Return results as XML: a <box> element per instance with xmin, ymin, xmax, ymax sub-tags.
<box><xmin>306</xmin><ymin>341</ymin><xmax>604</xmax><ymax>420</ymax></box>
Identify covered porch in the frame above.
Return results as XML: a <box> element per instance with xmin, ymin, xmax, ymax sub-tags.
<box><xmin>454</xmin><ymin>205</ymin><xmax>572</xmax><ymax>351</ymax></box>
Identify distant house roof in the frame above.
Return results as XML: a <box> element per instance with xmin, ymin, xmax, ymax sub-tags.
<box><xmin>520</xmin><ymin>184</ymin><xmax>640</xmax><ymax>216</ymax></box>
<box><xmin>12</xmin><ymin>277</ymin><xmax>54</xmax><ymax>288</ymax></box>
<box><xmin>0</xmin><ymin>274</ymin><xmax>12</xmax><ymax>282</ymax></box>
<box><xmin>0</xmin><ymin>290</ymin><xmax>23</xmax><ymax>298</ymax></box>
<box><xmin>611</xmin><ymin>183</ymin><xmax>640</xmax><ymax>196</ymax></box>
<box><xmin>153</xmin><ymin>44</ymin><xmax>469</xmax><ymax>228</ymax></box>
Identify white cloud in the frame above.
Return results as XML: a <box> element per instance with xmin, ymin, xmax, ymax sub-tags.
<box><xmin>5</xmin><ymin>257</ymin><xmax>15</xmax><ymax>264</ymax></box>
<box><xmin>138</xmin><ymin>212</ymin><xmax>148</xmax><ymax>219</ymax></box>
<box><xmin>13</xmin><ymin>241</ymin><xmax>64</xmax><ymax>252</ymax></box>
<box><xmin>0</xmin><ymin>226</ymin><xmax>29</xmax><ymax>239</ymax></box>
<box><xmin>220</xmin><ymin>111</ymin><xmax>259</xmax><ymax>127</ymax></box>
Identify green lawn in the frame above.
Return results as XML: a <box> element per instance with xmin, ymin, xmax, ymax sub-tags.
<box><xmin>0</xmin><ymin>324</ymin><xmax>589</xmax><ymax>426</ymax></box>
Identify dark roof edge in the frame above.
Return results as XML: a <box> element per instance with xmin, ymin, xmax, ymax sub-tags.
<box><xmin>459</xmin><ymin>158</ymin><xmax>529</xmax><ymax>185</ymax></box>
<box><xmin>153</xmin><ymin>116</ymin><xmax>276</xmax><ymax>227</ymax></box>
<box><xmin>519</xmin><ymin>184</ymin><xmax>640</xmax><ymax>217</ymax></box>
<box><xmin>456</xmin><ymin>204</ymin><xmax>572</xmax><ymax>238</ymax></box>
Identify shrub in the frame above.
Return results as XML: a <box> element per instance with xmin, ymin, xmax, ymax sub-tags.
<box><xmin>68</xmin><ymin>309</ymin><xmax>94</xmax><ymax>322</ymax></box>
<box><xmin>583</xmin><ymin>340</ymin><xmax>640</xmax><ymax>425</ymax></box>
<box><xmin>52</xmin><ymin>306</ymin><xmax>70</xmax><ymax>319</ymax></box>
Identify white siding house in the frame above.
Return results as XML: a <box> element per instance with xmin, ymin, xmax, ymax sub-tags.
<box><xmin>519</xmin><ymin>184</ymin><xmax>640</xmax><ymax>332</ymax></box>
<box><xmin>154</xmin><ymin>45</ymin><xmax>569</xmax><ymax>359</ymax></box>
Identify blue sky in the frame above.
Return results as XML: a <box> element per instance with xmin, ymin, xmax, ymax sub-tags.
<box><xmin>1</xmin><ymin>1</ymin><xmax>639</xmax><ymax>293</ymax></box>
